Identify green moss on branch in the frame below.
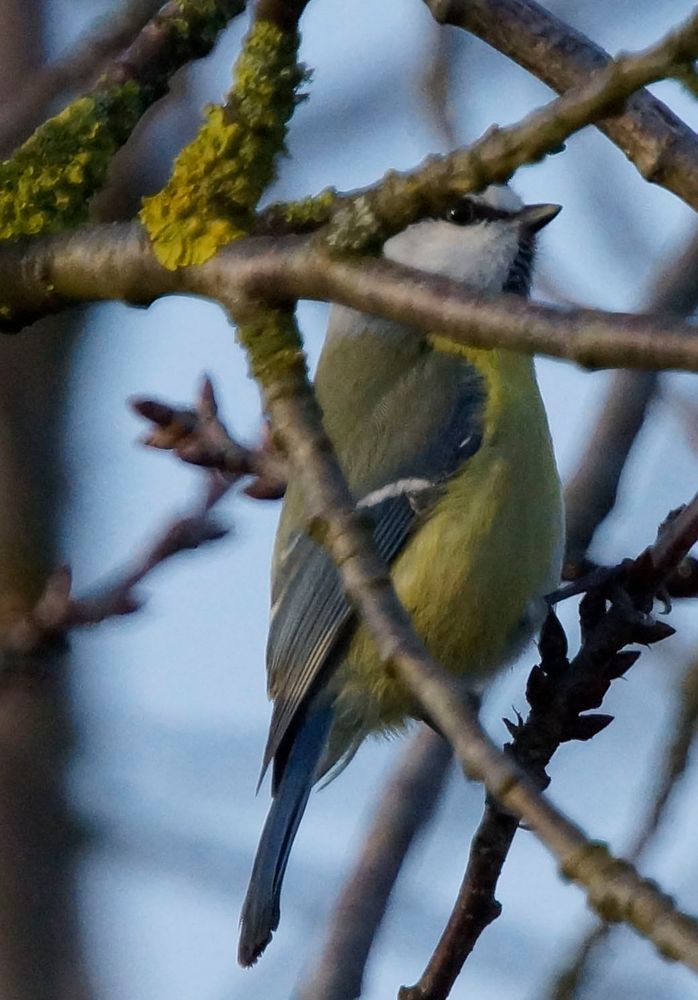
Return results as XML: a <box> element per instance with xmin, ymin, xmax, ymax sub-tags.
<box><xmin>236</xmin><ymin>307</ymin><xmax>307</xmax><ymax>388</ymax></box>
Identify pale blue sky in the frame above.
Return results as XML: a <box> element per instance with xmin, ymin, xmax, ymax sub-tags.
<box><xmin>47</xmin><ymin>1</ymin><xmax>698</xmax><ymax>997</ymax></box>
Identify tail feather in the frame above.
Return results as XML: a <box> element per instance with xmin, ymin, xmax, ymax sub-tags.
<box><xmin>238</xmin><ymin>704</ymin><xmax>333</xmax><ymax>967</ymax></box>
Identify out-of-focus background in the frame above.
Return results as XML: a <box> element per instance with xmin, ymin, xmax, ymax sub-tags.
<box><xmin>1</xmin><ymin>1</ymin><xmax>698</xmax><ymax>998</ymax></box>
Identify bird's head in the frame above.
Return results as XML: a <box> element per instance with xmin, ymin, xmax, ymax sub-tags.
<box><xmin>382</xmin><ymin>185</ymin><xmax>561</xmax><ymax>296</ymax></box>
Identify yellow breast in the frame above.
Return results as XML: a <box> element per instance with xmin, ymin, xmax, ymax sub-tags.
<box><xmin>332</xmin><ymin>343</ymin><xmax>563</xmax><ymax>739</ymax></box>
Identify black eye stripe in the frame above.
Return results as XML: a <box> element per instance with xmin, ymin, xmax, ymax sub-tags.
<box><xmin>440</xmin><ymin>199</ymin><xmax>514</xmax><ymax>226</ymax></box>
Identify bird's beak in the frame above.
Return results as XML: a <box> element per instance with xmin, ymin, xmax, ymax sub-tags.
<box><xmin>517</xmin><ymin>203</ymin><xmax>562</xmax><ymax>234</ymax></box>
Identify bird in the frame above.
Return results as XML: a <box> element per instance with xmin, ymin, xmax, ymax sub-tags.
<box><xmin>238</xmin><ymin>184</ymin><xmax>564</xmax><ymax>967</ymax></box>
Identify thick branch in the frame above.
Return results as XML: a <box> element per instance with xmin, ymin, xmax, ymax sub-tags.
<box><xmin>3</xmin><ymin>225</ymin><xmax>698</xmax><ymax>373</ymax></box>
<box><xmin>426</xmin><ymin>0</ymin><xmax>698</xmax><ymax>212</ymax></box>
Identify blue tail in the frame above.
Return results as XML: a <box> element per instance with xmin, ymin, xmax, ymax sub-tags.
<box><xmin>238</xmin><ymin>704</ymin><xmax>333</xmax><ymax>967</ymax></box>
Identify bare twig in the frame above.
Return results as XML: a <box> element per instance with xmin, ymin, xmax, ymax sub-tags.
<box><xmin>425</xmin><ymin>0</ymin><xmax>698</xmax><ymax>212</ymax></box>
<box><xmin>131</xmin><ymin>375</ymin><xmax>287</xmax><ymax>500</ymax></box>
<box><xmin>0</xmin><ymin>475</ymin><xmax>230</xmax><ymax>658</ymax></box>
<box><xmin>397</xmin><ymin>494</ymin><xmax>698</xmax><ymax>1000</ymax></box>
<box><xmin>565</xmin><ymin>227</ymin><xmax>698</xmax><ymax>570</ymax></box>
<box><xmin>296</xmin><ymin>728</ymin><xmax>452</xmax><ymax>1000</ymax></box>
<box><xmin>0</xmin><ymin>370</ymin><xmax>296</xmax><ymax>657</ymax></box>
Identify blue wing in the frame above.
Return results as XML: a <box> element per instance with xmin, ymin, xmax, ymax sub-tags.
<box><xmin>262</xmin><ymin>350</ymin><xmax>486</xmax><ymax>789</ymax></box>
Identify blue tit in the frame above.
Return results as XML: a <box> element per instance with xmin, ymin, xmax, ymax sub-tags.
<box><xmin>238</xmin><ymin>185</ymin><xmax>564</xmax><ymax>966</ymax></box>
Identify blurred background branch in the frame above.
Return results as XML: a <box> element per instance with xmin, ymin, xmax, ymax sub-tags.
<box><xmin>296</xmin><ymin>728</ymin><xmax>452</xmax><ymax>1000</ymax></box>
<box><xmin>565</xmin><ymin>225</ymin><xmax>698</xmax><ymax>571</ymax></box>
<box><xmin>543</xmin><ymin>654</ymin><xmax>698</xmax><ymax>1000</ymax></box>
<box><xmin>0</xmin><ymin>0</ymin><xmax>162</xmax><ymax>158</ymax></box>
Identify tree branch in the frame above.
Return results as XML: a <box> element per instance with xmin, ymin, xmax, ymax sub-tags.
<box><xmin>6</xmin><ymin>372</ymin><xmax>291</xmax><ymax>659</ymax></box>
<box><xmin>0</xmin><ymin>0</ymin><xmax>246</xmax><ymax>244</ymax></box>
<box><xmin>320</xmin><ymin>5</ymin><xmax>698</xmax><ymax>250</ymax></box>
<box><xmin>0</xmin><ymin>0</ymin><xmax>163</xmax><ymax>157</ymax></box>
<box><xmin>425</xmin><ymin>0</ymin><xmax>698</xmax><ymax>212</ymax></box>
<box><xmin>3</xmin><ymin>224</ymin><xmax>698</xmax><ymax>373</ymax></box>
<box><xmin>0</xmin><ymin>475</ymin><xmax>230</xmax><ymax>660</ymax></box>
<box><xmin>225</xmin><ymin>304</ymin><xmax>698</xmax><ymax>984</ymax></box>
<box><xmin>94</xmin><ymin>0</ymin><xmax>246</xmax><ymax>97</ymax></box>
<box><xmin>0</xmin><ymin>375</ymin><xmax>290</xmax><ymax>658</ymax></box>
<box><xmin>565</xmin><ymin>227</ymin><xmax>698</xmax><ymax>570</ymax></box>
<box><xmin>397</xmin><ymin>496</ymin><xmax>698</xmax><ymax>999</ymax></box>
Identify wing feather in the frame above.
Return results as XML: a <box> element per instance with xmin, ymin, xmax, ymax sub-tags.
<box><xmin>261</xmin><ymin>355</ymin><xmax>486</xmax><ymax>788</ymax></box>
<box><xmin>261</xmin><ymin>493</ymin><xmax>416</xmax><ymax>787</ymax></box>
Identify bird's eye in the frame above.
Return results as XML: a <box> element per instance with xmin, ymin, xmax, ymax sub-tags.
<box><xmin>444</xmin><ymin>201</ymin><xmax>478</xmax><ymax>226</ymax></box>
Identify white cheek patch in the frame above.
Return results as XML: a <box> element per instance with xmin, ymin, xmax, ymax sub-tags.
<box><xmin>383</xmin><ymin>219</ymin><xmax>520</xmax><ymax>291</ymax></box>
<box><xmin>357</xmin><ymin>478</ymin><xmax>433</xmax><ymax>508</ymax></box>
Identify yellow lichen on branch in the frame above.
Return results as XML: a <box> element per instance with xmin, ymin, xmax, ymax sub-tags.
<box><xmin>140</xmin><ymin>19</ymin><xmax>308</xmax><ymax>270</ymax></box>
<box><xmin>0</xmin><ymin>84</ymin><xmax>146</xmax><ymax>239</ymax></box>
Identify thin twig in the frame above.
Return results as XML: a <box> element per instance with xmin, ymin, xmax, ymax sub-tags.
<box><xmin>0</xmin><ymin>474</ymin><xmax>230</xmax><ymax>658</ymax></box>
<box><xmin>131</xmin><ymin>375</ymin><xmax>287</xmax><ymax>500</ymax></box>
<box><xmin>565</xmin><ymin>227</ymin><xmax>698</xmax><ymax>570</ymax></box>
<box><xmin>425</xmin><ymin>0</ymin><xmax>698</xmax><ymax>212</ymax></box>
